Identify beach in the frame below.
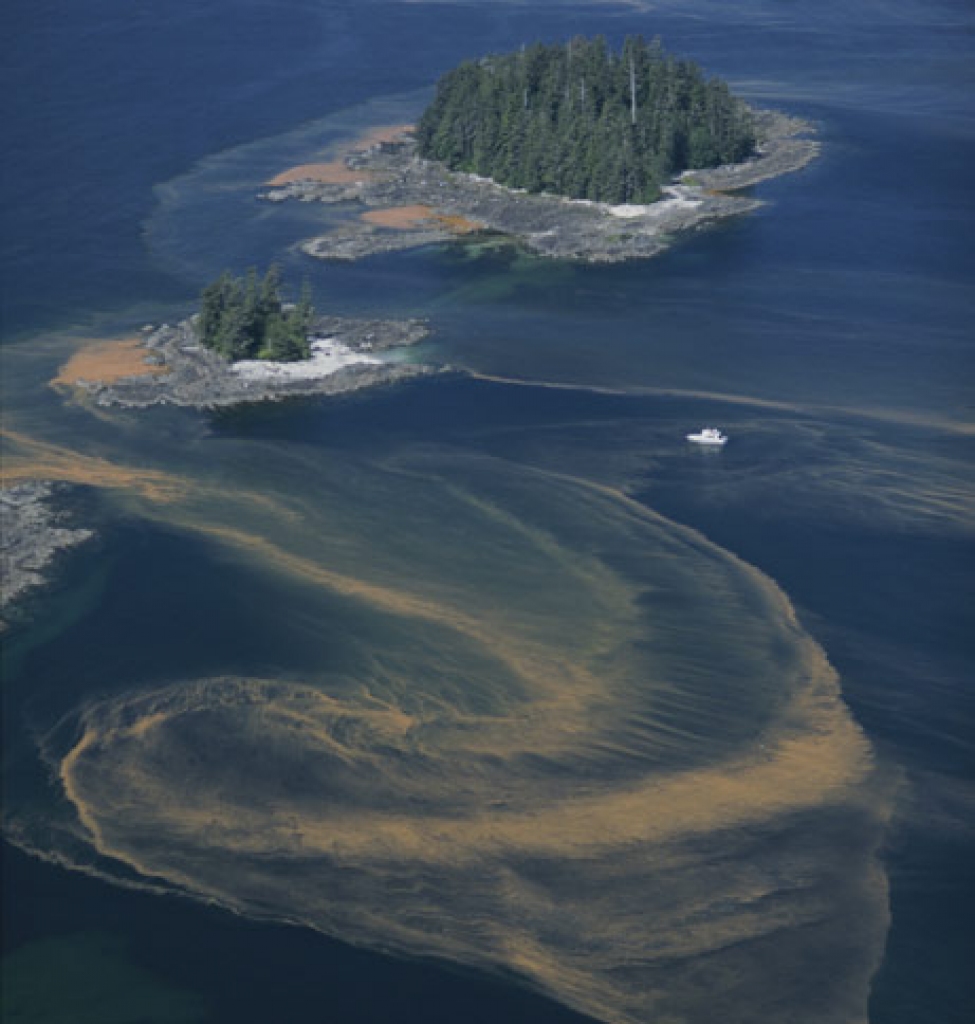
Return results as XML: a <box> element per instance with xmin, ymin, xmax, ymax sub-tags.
<box><xmin>230</xmin><ymin>337</ymin><xmax>381</xmax><ymax>382</ymax></box>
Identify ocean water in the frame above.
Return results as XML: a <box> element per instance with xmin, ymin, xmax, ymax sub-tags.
<box><xmin>2</xmin><ymin>2</ymin><xmax>973</xmax><ymax>1022</ymax></box>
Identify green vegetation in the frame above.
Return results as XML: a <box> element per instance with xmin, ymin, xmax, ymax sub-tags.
<box><xmin>417</xmin><ymin>36</ymin><xmax>756</xmax><ymax>204</ymax></box>
<box><xmin>198</xmin><ymin>265</ymin><xmax>314</xmax><ymax>362</ymax></box>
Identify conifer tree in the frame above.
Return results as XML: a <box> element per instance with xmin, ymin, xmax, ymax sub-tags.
<box><xmin>197</xmin><ymin>267</ymin><xmax>313</xmax><ymax>363</ymax></box>
<box><xmin>417</xmin><ymin>36</ymin><xmax>756</xmax><ymax>204</ymax></box>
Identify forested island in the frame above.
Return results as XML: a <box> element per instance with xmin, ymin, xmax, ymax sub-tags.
<box><xmin>198</xmin><ymin>265</ymin><xmax>313</xmax><ymax>362</ymax></box>
<box><xmin>417</xmin><ymin>36</ymin><xmax>757</xmax><ymax>204</ymax></box>
<box><xmin>264</xmin><ymin>38</ymin><xmax>819</xmax><ymax>263</ymax></box>
<box><xmin>51</xmin><ymin>266</ymin><xmax>434</xmax><ymax>410</ymax></box>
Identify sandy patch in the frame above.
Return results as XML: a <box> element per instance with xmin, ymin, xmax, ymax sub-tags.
<box><xmin>266</xmin><ymin>160</ymin><xmax>371</xmax><ymax>186</ymax></box>
<box><xmin>51</xmin><ymin>338</ymin><xmax>166</xmax><ymax>387</ymax></box>
<box><xmin>266</xmin><ymin>123</ymin><xmax>414</xmax><ymax>186</ymax></box>
<box><xmin>608</xmin><ymin>186</ymin><xmax>702</xmax><ymax>219</ymax></box>
<box><xmin>432</xmin><ymin>213</ymin><xmax>483</xmax><ymax>234</ymax></box>
<box><xmin>361</xmin><ymin>205</ymin><xmax>436</xmax><ymax>230</ymax></box>
<box><xmin>229</xmin><ymin>338</ymin><xmax>381</xmax><ymax>383</ymax></box>
<box><xmin>361</xmin><ymin>205</ymin><xmax>484</xmax><ymax>233</ymax></box>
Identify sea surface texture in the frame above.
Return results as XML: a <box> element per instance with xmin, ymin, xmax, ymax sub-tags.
<box><xmin>1</xmin><ymin>2</ymin><xmax>972</xmax><ymax>1023</ymax></box>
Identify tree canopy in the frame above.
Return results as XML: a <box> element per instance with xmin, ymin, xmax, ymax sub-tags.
<box><xmin>417</xmin><ymin>35</ymin><xmax>756</xmax><ymax>204</ymax></box>
<box><xmin>197</xmin><ymin>266</ymin><xmax>314</xmax><ymax>362</ymax></box>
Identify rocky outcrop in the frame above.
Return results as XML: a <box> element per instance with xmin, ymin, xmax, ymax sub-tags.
<box><xmin>681</xmin><ymin>109</ymin><xmax>821</xmax><ymax>190</ymax></box>
<box><xmin>264</xmin><ymin>109</ymin><xmax>819</xmax><ymax>264</ymax></box>
<box><xmin>0</xmin><ymin>481</ymin><xmax>94</xmax><ymax>619</ymax></box>
<box><xmin>75</xmin><ymin>317</ymin><xmax>437</xmax><ymax>410</ymax></box>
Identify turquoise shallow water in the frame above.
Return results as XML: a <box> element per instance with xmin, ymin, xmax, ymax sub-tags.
<box><xmin>2</xmin><ymin>2</ymin><xmax>973</xmax><ymax>1022</ymax></box>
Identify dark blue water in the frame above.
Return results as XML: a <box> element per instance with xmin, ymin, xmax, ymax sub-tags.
<box><xmin>0</xmin><ymin>0</ymin><xmax>631</xmax><ymax>337</ymax></box>
<box><xmin>1</xmin><ymin>844</ymin><xmax>596</xmax><ymax>1024</ymax></box>
<box><xmin>2</xmin><ymin>1</ymin><xmax>973</xmax><ymax>1022</ymax></box>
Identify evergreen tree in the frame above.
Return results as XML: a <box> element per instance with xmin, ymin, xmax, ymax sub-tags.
<box><xmin>196</xmin><ymin>267</ymin><xmax>313</xmax><ymax>362</ymax></box>
<box><xmin>417</xmin><ymin>36</ymin><xmax>756</xmax><ymax>204</ymax></box>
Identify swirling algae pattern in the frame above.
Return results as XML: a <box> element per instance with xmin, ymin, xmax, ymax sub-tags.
<box><xmin>3</xmin><ymin>420</ymin><xmax>893</xmax><ymax>1024</ymax></box>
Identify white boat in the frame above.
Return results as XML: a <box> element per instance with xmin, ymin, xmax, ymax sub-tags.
<box><xmin>686</xmin><ymin>427</ymin><xmax>727</xmax><ymax>446</ymax></box>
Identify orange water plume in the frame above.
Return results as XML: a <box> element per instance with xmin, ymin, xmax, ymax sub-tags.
<box><xmin>32</xmin><ymin>454</ymin><xmax>892</xmax><ymax>1024</ymax></box>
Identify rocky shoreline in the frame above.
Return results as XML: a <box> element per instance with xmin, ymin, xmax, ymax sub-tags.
<box><xmin>24</xmin><ymin>109</ymin><xmax>817</xmax><ymax>611</ymax></box>
<box><xmin>262</xmin><ymin>108</ymin><xmax>819</xmax><ymax>263</ymax></box>
<box><xmin>25</xmin><ymin>316</ymin><xmax>437</xmax><ymax>612</ymax></box>
<box><xmin>0</xmin><ymin>481</ymin><xmax>94</xmax><ymax>622</ymax></box>
<box><xmin>68</xmin><ymin>315</ymin><xmax>437</xmax><ymax>410</ymax></box>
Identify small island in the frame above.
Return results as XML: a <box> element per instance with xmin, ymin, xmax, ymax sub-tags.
<box><xmin>418</xmin><ymin>36</ymin><xmax>757</xmax><ymax>205</ymax></box>
<box><xmin>264</xmin><ymin>37</ymin><xmax>819</xmax><ymax>263</ymax></box>
<box><xmin>54</xmin><ymin>268</ymin><xmax>436</xmax><ymax>410</ymax></box>
<box><xmin>0</xmin><ymin>482</ymin><xmax>93</xmax><ymax>624</ymax></box>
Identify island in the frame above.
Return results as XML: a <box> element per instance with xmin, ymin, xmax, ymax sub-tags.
<box><xmin>417</xmin><ymin>35</ymin><xmax>758</xmax><ymax>204</ymax></box>
<box><xmin>54</xmin><ymin>39</ymin><xmax>819</xmax><ymax>409</ymax></box>
<box><xmin>263</xmin><ymin>36</ymin><xmax>819</xmax><ymax>263</ymax></box>
<box><xmin>54</xmin><ymin>268</ymin><xmax>437</xmax><ymax>410</ymax></box>
<box><xmin>0</xmin><ymin>482</ymin><xmax>93</xmax><ymax>625</ymax></box>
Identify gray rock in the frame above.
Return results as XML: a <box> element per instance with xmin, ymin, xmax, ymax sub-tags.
<box><xmin>77</xmin><ymin>317</ymin><xmax>438</xmax><ymax>410</ymax></box>
<box><xmin>1</xmin><ymin>481</ymin><xmax>94</xmax><ymax>618</ymax></box>
<box><xmin>271</xmin><ymin>108</ymin><xmax>818</xmax><ymax>264</ymax></box>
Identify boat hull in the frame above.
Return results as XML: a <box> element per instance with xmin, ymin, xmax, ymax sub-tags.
<box><xmin>686</xmin><ymin>434</ymin><xmax>727</xmax><ymax>446</ymax></box>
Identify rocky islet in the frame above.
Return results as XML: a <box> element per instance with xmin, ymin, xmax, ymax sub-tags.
<box><xmin>265</xmin><ymin>108</ymin><xmax>819</xmax><ymax>264</ymax></box>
